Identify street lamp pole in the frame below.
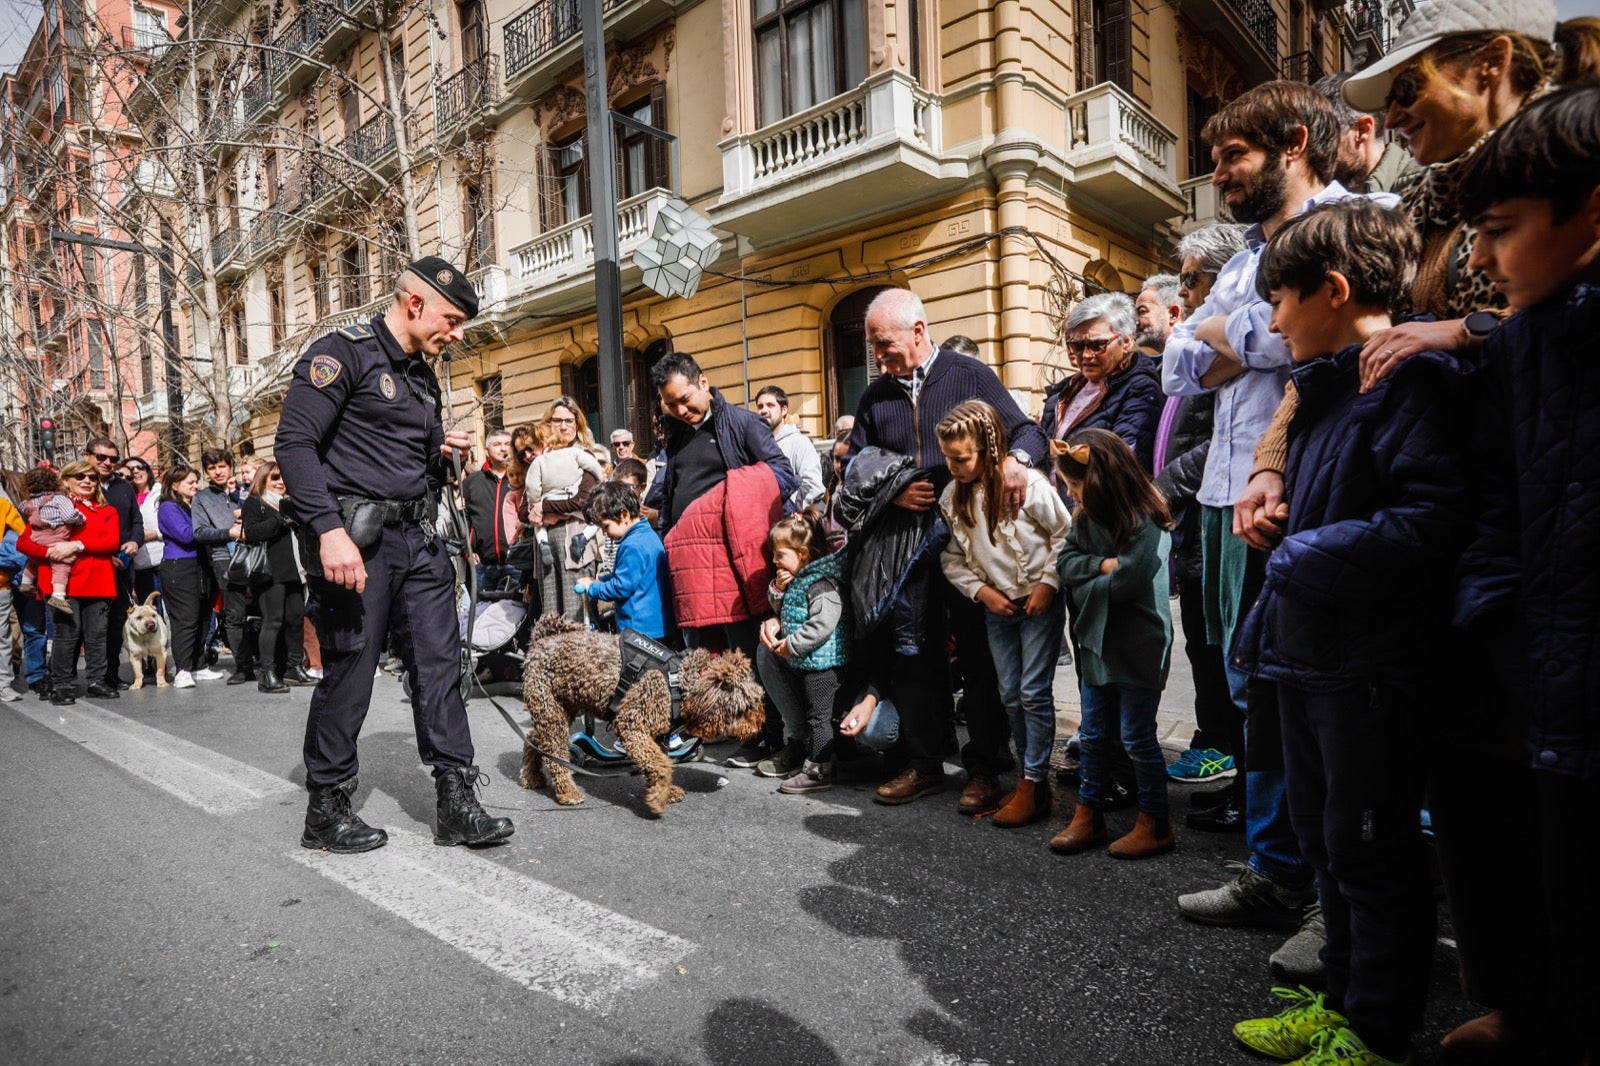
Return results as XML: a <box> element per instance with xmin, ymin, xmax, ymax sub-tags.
<box><xmin>580</xmin><ymin>0</ymin><xmax>627</xmax><ymax>438</ymax></box>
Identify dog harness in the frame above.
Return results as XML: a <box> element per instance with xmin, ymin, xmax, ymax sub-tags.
<box><xmin>607</xmin><ymin>629</ymin><xmax>684</xmax><ymax>732</ymax></box>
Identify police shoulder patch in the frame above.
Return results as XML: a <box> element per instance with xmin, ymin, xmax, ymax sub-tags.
<box><xmin>309</xmin><ymin>353</ymin><xmax>343</xmax><ymax>389</ymax></box>
<box><xmin>338</xmin><ymin>324</ymin><xmax>373</xmax><ymax>341</ymax></box>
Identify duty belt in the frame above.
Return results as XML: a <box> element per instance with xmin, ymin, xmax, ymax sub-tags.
<box><xmin>335</xmin><ymin>494</ymin><xmax>432</xmax><ymax>526</ymax></box>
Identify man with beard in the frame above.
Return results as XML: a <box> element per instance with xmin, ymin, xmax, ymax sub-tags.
<box><xmin>1134</xmin><ymin>274</ymin><xmax>1182</xmax><ymax>358</ymax></box>
<box><xmin>1161</xmin><ymin>81</ymin><xmax>1399</xmax><ymax>976</ymax></box>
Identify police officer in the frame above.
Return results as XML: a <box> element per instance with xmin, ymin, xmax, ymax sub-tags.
<box><xmin>275</xmin><ymin>257</ymin><xmax>513</xmax><ymax>854</ymax></box>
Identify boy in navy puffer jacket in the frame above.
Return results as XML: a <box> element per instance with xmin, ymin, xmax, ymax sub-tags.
<box><xmin>1452</xmin><ymin>84</ymin><xmax>1600</xmax><ymax>1063</ymax></box>
<box><xmin>1230</xmin><ymin>199</ymin><xmax>1473</xmax><ymax>1066</ymax></box>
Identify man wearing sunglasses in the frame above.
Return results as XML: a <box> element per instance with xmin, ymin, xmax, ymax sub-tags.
<box><xmin>85</xmin><ymin>437</ymin><xmax>143</xmax><ymax>691</ymax></box>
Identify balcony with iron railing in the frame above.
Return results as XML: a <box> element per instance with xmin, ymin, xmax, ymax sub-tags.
<box><xmin>714</xmin><ymin>69</ymin><xmax>954</xmax><ymax>245</ymax></box>
<box><xmin>318</xmin><ymin>0</ymin><xmax>370</xmax><ymax>61</ymax></box>
<box><xmin>435</xmin><ymin>55</ymin><xmax>501</xmax><ymax>137</ymax></box>
<box><xmin>1283</xmin><ymin>51</ymin><xmax>1327</xmax><ymax>84</ymax></box>
<box><xmin>1173</xmin><ymin>0</ymin><xmax>1280</xmax><ymax>84</ymax></box>
<box><xmin>504</xmin><ymin>0</ymin><xmax>623</xmax><ymax>82</ymax></box>
<box><xmin>248</xmin><ymin>207</ymin><xmax>287</xmax><ymax>260</ymax></box>
<box><xmin>273</xmin><ymin>4</ymin><xmax>325</xmax><ymax>98</ymax></box>
<box><xmin>342</xmin><ymin>111</ymin><xmax>397</xmax><ymax>166</ymax></box>
<box><xmin>1344</xmin><ymin>0</ymin><xmax>1387</xmax><ymax>63</ymax></box>
<box><xmin>1063</xmin><ymin>82</ymin><xmax>1185</xmax><ymax>227</ymax></box>
<box><xmin>211</xmin><ymin>226</ymin><xmax>243</xmax><ymax>271</ymax></box>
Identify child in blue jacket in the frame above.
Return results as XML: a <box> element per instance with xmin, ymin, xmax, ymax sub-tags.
<box><xmin>1451</xmin><ymin>84</ymin><xmax>1600</xmax><ymax>1064</ymax></box>
<box><xmin>1230</xmin><ymin>199</ymin><xmax>1473</xmax><ymax>1066</ymax></box>
<box><xmin>574</xmin><ymin>482</ymin><xmax>670</xmax><ymax>640</ymax></box>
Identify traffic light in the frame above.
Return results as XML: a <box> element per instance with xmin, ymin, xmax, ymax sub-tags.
<box><xmin>38</xmin><ymin>417</ymin><xmax>55</xmax><ymax>458</ymax></box>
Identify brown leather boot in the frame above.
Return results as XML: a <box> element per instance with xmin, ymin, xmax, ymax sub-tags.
<box><xmin>1439</xmin><ymin>1010</ymin><xmax>1543</xmax><ymax>1065</ymax></box>
<box><xmin>1108</xmin><ymin>811</ymin><xmax>1176</xmax><ymax>859</ymax></box>
<box><xmin>1049</xmin><ymin>802</ymin><xmax>1106</xmax><ymax>854</ymax></box>
<box><xmin>956</xmin><ymin>773</ymin><xmax>1003</xmax><ymax>815</ymax></box>
<box><xmin>992</xmin><ymin>777</ymin><xmax>1051</xmax><ymax>828</ymax></box>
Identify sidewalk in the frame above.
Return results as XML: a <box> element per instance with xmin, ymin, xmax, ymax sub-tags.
<box><xmin>1050</xmin><ymin>595</ymin><xmax>1200</xmax><ymax>764</ymax></box>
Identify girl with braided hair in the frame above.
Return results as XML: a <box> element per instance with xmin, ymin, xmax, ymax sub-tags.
<box><xmin>1050</xmin><ymin>427</ymin><xmax>1176</xmax><ymax>860</ymax></box>
<box><xmin>937</xmin><ymin>400</ymin><xmax>1071</xmax><ymax>832</ymax></box>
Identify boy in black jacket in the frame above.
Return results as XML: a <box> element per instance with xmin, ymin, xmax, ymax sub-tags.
<box><xmin>1230</xmin><ymin>199</ymin><xmax>1472</xmax><ymax>1066</ymax></box>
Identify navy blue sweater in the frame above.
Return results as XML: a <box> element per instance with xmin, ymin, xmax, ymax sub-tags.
<box><xmin>845</xmin><ymin>347</ymin><xmax>1048</xmax><ymax>488</ymax></box>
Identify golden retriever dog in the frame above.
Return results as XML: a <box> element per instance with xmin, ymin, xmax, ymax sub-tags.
<box><xmin>124</xmin><ymin>591</ymin><xmax>170</xmax><ymax>689</ymax></box>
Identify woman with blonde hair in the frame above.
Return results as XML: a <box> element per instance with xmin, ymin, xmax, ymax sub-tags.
<box><xmin>16</xmin><ymin>459</ymin><xmax>123</xmax><ymax>705</ymax></box>
<box><xmin>523</xmin><ymin>396</ymin><xmax>604</xmax><ymax>619</ymax></box>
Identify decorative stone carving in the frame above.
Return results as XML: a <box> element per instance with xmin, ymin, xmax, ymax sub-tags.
<box><xmin>1176</xmin><ymin>24</ymin><xmax>1242</xmax><ymax>101</ymax></box>
<box><xmin>607</xmin><ymin>28</ymin><xmax>674</xmax><ymax>97</ymax></box>
<box><xmin>535</xmin><ymin>85</ymin><xmax>587</xmax><ymax>132</ymax></box>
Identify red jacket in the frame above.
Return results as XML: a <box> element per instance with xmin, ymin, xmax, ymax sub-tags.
<box><xmin>19</xmin><ymin>498</ymin><xmax>120</xmax><ymax>598</ymax></box>
<box><xmin>663</xmin><ymin>463</ymin><xmax>782</xmax><ymax>628</ymax></box>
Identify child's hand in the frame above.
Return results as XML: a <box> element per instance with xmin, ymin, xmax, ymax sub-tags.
<box><xmin>527</xmin><ymin>502</ymin><xmax>543</xmax><ymax>525</ymax></box>
<box><xmin>976</xmin><ymin>586</ymin><xmax>1018</xmax><ymax>616</ymax></box>
<box><xmin>772</xmin><ymin>638</ymin><xmax>791</xmax><ymax>659</ymax></box>
<box><xmin>1099</xmin><ymin>557</ymin><xmax>1120</xmax><ymax>574</ymax></box>
<box><xmin>840</xmin><ymin>692</ymin><xmax>878</xmax><ymax>736</ymax></box>
<box><xmin>1023</xmin><ymin>583</ymin><xmax>1055</xmax><ymax>615</ymax></box>
<box><xmin>774</xmin><ymin>566</ymin><xmax>794</xmax><ymax>591</ymax></box>
<box><xmin>758</xmin><ymin>617</ymin><xmax>782</xmax><ymax>651</ymax></box>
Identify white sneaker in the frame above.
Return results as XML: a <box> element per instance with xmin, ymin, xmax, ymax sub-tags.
<box><xmin>193</xmin><ymin>668</ymin><xmax>226</xmax><ymax>681</ymax></box>
<box><xmin>0</xmin><ymin>687</ymin><xmax>20</xmax><ymax>702</ymax></box>
<box><xmin>173</xmin><ymin>670</ymin><xmax>195</xmax><ymax>689</ymax></box>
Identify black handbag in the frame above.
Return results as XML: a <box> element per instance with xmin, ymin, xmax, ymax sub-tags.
<box><xmin>226</xmin><ymin>541</ymin><xmax>273</xmax><ymax>587</ymax></box>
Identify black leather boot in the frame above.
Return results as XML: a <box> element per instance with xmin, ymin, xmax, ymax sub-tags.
<box><xmin>283</xmin><ymin>664</ymin><xmax>316</xmax><ymax>686</ymax></box>
<box><xmin>257</xmin><ymin>668</ymin><xmax>288</xmax><ymax>694</ymax></box>
<box><xmin>301</xmin><ymin>778</ymin><xmax>388</xmax><ymax>853</ymax></box>
<box><xmin>226</xmin><ymin>666</ymin><xmax>256</xmax><ymax>685</ymax></box>
<box><xmin>434</xmin><ymin>767</ymin><xmax>514</xmax><ymax>847</ymax></box>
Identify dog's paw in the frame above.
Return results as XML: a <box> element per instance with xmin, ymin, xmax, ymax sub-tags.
<box><xmin>129</xmin><ymin>679</ymin><xmax>144</xmax><ymax>690</ymax></box>
<box><xmin>667</xmin><ymin>785</ymin><xmax>685</xmax><ymax>804</ymax></box>
<box><xmin>518</xmin><ymin>769</ymin><xmax>546</xmax><ymax>791</ymax></box>
<box><xmin>554</xmin><ymin>789</ymin><xmax>586</xmax><ymax>806</ymax></box>
<box><xmin>155</xmin><ymin>679</ymin><xmax>170</xmax><ymax>688</ymax></box>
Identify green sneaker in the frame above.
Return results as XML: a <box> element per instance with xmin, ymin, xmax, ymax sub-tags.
<box><xmin>1288</xmin><ymin>1026</ymin><xmax>1414</xmax><ymax>1066</ymax></box>
<box><xmin>753</xmin><ymin>740</ymin><xmax>805</xmax><ymax>778</ymax></box>
<box><xmin>1233</xmin><ymin>986</ymin><xmax>1347</xmax><ymax>1060</ymax></box>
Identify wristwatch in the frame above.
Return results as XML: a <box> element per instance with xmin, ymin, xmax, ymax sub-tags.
<box><xmin>1008</xmin><ymin>448</ymin><xmax>1032</xmax><ymax>468</ymax></box>
<box><xmin>1463</xmin><ymin>310</ymin><xmax>1503</xmax><ymax>341</ymax></box>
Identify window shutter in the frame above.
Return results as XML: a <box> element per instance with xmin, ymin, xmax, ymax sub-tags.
<box><xmin>536</xmin><ymin>143</ymin><xmax>563</xmax><ymax>232</ymax></box>
<box><xmin>649</xmin><ymin>82</ymin><xmax>669</xmax><ymax>193</ymax></box>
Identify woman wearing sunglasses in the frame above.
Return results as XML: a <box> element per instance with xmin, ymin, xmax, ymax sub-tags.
<box><xmin>1039</xmin><ymin>291</ymin><xmax>1163</xmax><ymax>508</ymax></box>
<box><xmin>15</xmin><ymin>460</ymin><xmax>123</xmax><ymax>705</ymax></box>
<box><xmin>127</xmin><ymin>459</ymin><xmax>164</xmax><ymax>610</ymax></box>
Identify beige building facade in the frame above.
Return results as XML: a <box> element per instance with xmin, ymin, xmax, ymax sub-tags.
<box><xmin>77</xmin><ymin>0</ymin><xmax>1368</xmax><ymax>462</ymax></box>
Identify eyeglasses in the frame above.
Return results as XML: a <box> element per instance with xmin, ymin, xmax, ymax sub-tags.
<box><xmin>1179</xmin><ymin>270</ymin><xmax>1212</xmax><ymax>290</ymax></box>
<box><xmin>1064</xmin><ymin>335</ymin><xmax>1121</xmax><ymax>356</ymax></box>
<box><xmin>549</xmin><ymin>417</ymin><xmax>576</xmax><ymax>426</ymax></box>
<box><xmin>1385</xmin><ymin>66</ymin><xmax>1424</xmax><ymax>110</ymax></box>
<box><xmin>70</xmin><ymin>473</ymin><xmax>100</xmax><ymax>482</ymax></box>
<box><xmin>91</xmin><ymin>452</ymin><xmax>118</xmax><ymax>463</ymax></box>
<box><xmin>613</xmin><ymin>440</ymin><xmax>634</xmax><ymax>449</ymax></box>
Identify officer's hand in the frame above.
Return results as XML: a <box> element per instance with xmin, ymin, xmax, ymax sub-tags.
<box><xmin>441</xmin><ymin>430</ymin><xmax>472</xmax><ymax>459</ymax></box>
<box><xmin>320</xmin><ymin>527</ymin><xmax>367</xmax><ymax>593</ymax></box>
<box><xmin>893</xmin><ymin>479</ymin><xmax>937</xmax><ymax>512</ymax></box>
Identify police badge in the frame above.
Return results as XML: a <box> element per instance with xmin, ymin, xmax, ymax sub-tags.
<box><xmin>379</xmin><ymin>372</ymin><xmax>398</xmax><ymax>399</ymax></box>
<box><xmin>309</xmin><ymin>354</ymin><xmax>341</xmax><ymax>388</ymax></box>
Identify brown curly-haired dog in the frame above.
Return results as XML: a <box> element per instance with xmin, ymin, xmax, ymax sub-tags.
<box><xmin>518</xmin><ymin>616</ymin><xmax>766</xmax><ymax>815</ymax></box>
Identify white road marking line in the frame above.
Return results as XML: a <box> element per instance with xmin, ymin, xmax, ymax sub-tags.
<box><xmin>291</xmin><ymin>823</ymin><xmax>694</xmax><ymax>1011</ymax></box>
<box><xmin>7</xmin><ymin>698</ymin><xmax>298</xmax><ymax>814</ymax></box>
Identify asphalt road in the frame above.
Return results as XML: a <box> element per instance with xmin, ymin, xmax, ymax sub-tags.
<box><xmin>2</xmin><ymin>668</ymin><xmax>1473</xmax><ymax>1066</ymax></box>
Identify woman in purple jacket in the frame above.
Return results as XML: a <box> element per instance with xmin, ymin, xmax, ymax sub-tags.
<box><xmin>157</xmin><ymin>467</ymin><xmax>218</xmax><ymax>689</ymax></box>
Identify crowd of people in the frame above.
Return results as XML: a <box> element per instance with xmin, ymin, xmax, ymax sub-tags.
<box><xmin>3</xmin><ymin>1</ymin><xmax>1597</xmax><ymax>1061</ymax></box>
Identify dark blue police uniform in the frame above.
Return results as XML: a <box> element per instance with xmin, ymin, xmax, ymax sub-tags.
<box><xmin>274</xmin><ymin>315</ymin><xmax>474</xmax><ymax>788</ymax></box>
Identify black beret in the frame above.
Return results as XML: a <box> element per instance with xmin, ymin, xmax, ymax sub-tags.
<box><xmin>405</xmin><ymin>256</ymin><xmax>479</xmax><ymax>319</ymax></box>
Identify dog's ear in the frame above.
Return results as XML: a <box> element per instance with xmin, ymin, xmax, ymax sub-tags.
<box><xmin>142</xmin><ymin>591</ymin><xmax>161</xmax><ymax>607</ymax></box>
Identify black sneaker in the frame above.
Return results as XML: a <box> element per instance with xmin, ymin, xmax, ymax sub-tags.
<box><xmin>725</xmin><ymin>738</ymin><xmax>775</xmax><ymax>769</ymax></box>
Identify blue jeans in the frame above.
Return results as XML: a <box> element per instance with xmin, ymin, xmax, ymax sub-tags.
<box><xmin>476</xmin><ymin>562</ymin><xmax>523</xmax><ymax>595</ymax></box>
<box><xmin>985</xmin><ymin>600</ymin><xmax>1063</xmax><ymax>780</ymax></box>
<box><xmin>16</xmin><ymin>592</ymin><xmax>48</xmax><ymax>685</ymax></box>
<box><xmin>1226</xmin><ymin>659</ymin><xmax>1311</xmax><ymax>887</ymax></box>
<box><xmin>1079</xmin><ymin>682</ymin><xmax>1169</xmax><ymax>816</ymax></box>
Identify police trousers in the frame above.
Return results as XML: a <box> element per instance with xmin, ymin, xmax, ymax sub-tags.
<box><xmin>302</xmin><ymin>522</ymin><xmax>474</xmax><ymax>788</ymax></box>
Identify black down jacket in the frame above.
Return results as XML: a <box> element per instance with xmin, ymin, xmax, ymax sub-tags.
<box><xmin>1154</xmin><ymin>391</ymin><xmax>1215</xmax><ymax>590</ymax></box>
<box><xmin>1457</xmin><ymin>283</ymin><xmax>1600</xmax><ymax>780</ymax></box>
<box><xmin>1235</xmin><ymin>344</ymin><xmax>1473</xmax><ymax>691</ymax></box>
<box><xmin>834</xmin><ymin>447</ymin><xmax>949</xmax><ymax>656</ymax></box>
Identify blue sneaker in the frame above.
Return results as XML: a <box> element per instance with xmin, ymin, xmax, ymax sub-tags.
<box><xmin>1167</xmin><ymin>747</ymin><xmax>1237</xmax><ymax>782</ymax></box>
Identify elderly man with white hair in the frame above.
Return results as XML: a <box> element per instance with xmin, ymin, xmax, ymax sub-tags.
<box><xmin>1039</xmin><ymin>291</ymin><xmax>1165</xmax><ymax>484</ymax></box>
<box><xmin>842</xmin><ymin>287</ymin><xmax>1049</xmax><ymax>811</ymax></box>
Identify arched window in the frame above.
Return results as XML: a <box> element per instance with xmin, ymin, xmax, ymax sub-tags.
<box><xmin>825</xmin><ymin>285</ymin><xmax>894</xmax><ymax>426</ymax></box>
